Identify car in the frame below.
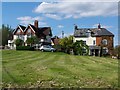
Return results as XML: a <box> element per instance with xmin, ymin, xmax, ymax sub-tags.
<box><xmin>39</xmin><ymin>45</ymin><xmax>56</xmax><ymax>52</ymax></box>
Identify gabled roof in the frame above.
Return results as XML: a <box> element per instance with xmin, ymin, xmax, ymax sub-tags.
<box><xmin>74</xmin><ymin>28</ymin><xmax>114</xmax><ymax>37</ymax></box>
<box><xmin>23</xmin><ymin>24</ymin><xmax>52</xmax><ymax>38</ymax></box>
<box><xmin>37</xmin><ymin>27</ymin><xmax>52</xmax><ymax>38</ymax></box>
<box><xmin>13</xmin><ymin>25</ymin><xmax>26</xmax><ymax>34</ymax></box>
<box><xmin>19</xmin><ymin>25</ymin><xmax>26</xmax><ymax>31</ymax></box>
<box><xmin>13</xmin><ymin>21</ymin><xmax>52</xmax><ymax>38</ymax></box>
<box><xmin>91</xmin><ymin>28</ymin><xmax>114</xmax><ymax>36</ymax></box>
<box><xmin>29</xmin><ymin>24</ymin><xmax>38</xmax><ymax>32</ymax></box>
<box><xmin>24</xmin><ymin>24</ymin><xmax>36</xmax><ymax>34</ymax></box>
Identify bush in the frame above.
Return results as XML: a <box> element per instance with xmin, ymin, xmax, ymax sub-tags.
<box><xmin>15</xmin><ymin>39</ymin><xmax>24</xmax><ymax>46</ymax></box>
<box><xmin>16</xmin><ymin>46</ymin><xmax>34</xmax><ymax>51</ymax></box>
<box><xmin>53</xmin><ymin>45</ymin><xmax>61</xmax><ymax>52</ymax></box>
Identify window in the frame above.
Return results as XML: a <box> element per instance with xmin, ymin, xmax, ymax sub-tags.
<box><xmin>82</xmin><ymin>48</ymin><xmax>86</xmax><ymax>53</ymax></box>
<box><xmin>27</xmin><ymin>34</ymin><xmax>31</xmax><ymax>38</ymax></box>
<box><xmin>88</xmin><ymin>33</ymin><xmax>91</xmax><ymax>37</ymax></box>
<box><xmin>87</xmin><ymin>30</ymin><xmax>91</xmax><ymax>37</ymax></box>
<box><xmin>93</xmin><ymin>40</ymin><xmax>96</xmax><ymax>45</ymax></box>
<box><xmin>18</xmin><ymin>35</ymin><xmax>24</xmax><ymax>40</ymax></box>
<box><xmin>102</xmin><ymin>39</ymin><xmax>108</xmax><ymax>45</ymax></box>
<box><xmin>27</xmin><ymin>29</ymin><xmax>31</xmax><ymax>33</ymax></box>
<box><xmin>102</xmin><ymin>47</ymin><xmax>108</xmax><ymax>54</ymax></box>
<box><xmin>83</xmin><ymin>41</ymin><xmax>86</xmax><ymax>45</ymax></box>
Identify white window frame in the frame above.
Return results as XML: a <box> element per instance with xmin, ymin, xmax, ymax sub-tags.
<box><xmin>102</xmin><ymin>39</ymin><xmax>108</xmax><ymax>45</ymax></box>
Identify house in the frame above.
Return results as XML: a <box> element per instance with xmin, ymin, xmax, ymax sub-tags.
<box><xmin>8</xmin><ymin>20</ymin><xmax>52</xmax><ymax>49</ymax></box>
<box><xmin>73</xmin><ymin>24</ymin><xmax>114</xmax><ymax>56</ymax></box>
<box><xmin>51</xmin><ymin>36</ymin><xmax>59</xmax><ymax>45</ymax></box>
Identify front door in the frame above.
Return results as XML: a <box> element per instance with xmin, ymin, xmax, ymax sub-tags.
<box><xmin>95</xmin><ymin>49</ymin><xmax>99</xmax><ymax>56</ymax></box>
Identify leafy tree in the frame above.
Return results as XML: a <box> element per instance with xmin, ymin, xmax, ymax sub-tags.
<box><xmin>73</xmin><ymin>40</ymin><xmax>89</xmax><ymax>55</ymax></box>
<box><xmin>59</xmin><ymin>35</ymin><xmax>89</xmax><ymax>55</ymax></box>
<box><xmin>73</xmin><ymin>41</ymin><xmax>82</xmax><ymax>55</ymax></box>
<box><xmin>1</xmin><ymin>24</ymin><xmax>13</xmax><ymax>46</ymax></box>
<box><xmin>59</xmin><ymin>35</ymin><xmax>73</xmax><ymax>53</ymax></box>
<box><xmin>15</xmin><ymin>39</ymin><xmax>24</xmax><ymax>46</ymax></box>
<box><xmin>113</xmin><ymin>45</ymin><xmax>120</xmax><ymax>59</ymax></box>
<box><xmin>26</xmin><ymin>36</ymin><xmax>39</xmax><ymax>46</ymax></box>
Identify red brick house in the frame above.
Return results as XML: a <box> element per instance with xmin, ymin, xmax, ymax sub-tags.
<box><xmin>73</xmin><ymin>24</ymin><xmax>114</xmax><ymax>56</ymax></box>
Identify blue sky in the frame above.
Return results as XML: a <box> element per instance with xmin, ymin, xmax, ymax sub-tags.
<box><xmin>2</xmin><ymin>1</ymin><xmax>118</xmax><ymax>46</ymax></box>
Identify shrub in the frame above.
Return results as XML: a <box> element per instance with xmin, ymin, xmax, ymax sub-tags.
<box><xmin>15</xmin><ymin>39</ymin><xmax>24</xmax><ymax>46</ymax></box>
<box><xmin>53</xmin><ymin>44</ymin><xmax>61</xmax><ymax>51</ymax></box>
<box><xmin>16</xmin><ymin>46</ymin><xmax>34</xmax><ymax>51</ymax></box>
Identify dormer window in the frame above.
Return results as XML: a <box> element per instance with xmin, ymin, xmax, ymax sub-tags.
<box><xmin>87</xmin><ymin>30</ymin><xmax>91</xmax><ymax>37</ymax></box>
<box><xmin>102</xmin><ymin>39</ymin><xmax>108</xmax><ymax>45</ymax></box>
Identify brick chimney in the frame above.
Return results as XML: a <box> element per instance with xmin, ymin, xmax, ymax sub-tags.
<box><xmin>34</xmin><ymin>20</ymin><xmax>38</xmax><ymax>28</ymax></box>
<box><xmin>98</xmin><ymin>23</ymin><xmax>101</xmax><ymax>29</ymax></box>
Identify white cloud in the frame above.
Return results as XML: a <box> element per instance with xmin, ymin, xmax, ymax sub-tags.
<box><xmin>45</xmin><ymin>14</ymin><xmax>62</xmax><ymax>20</ymax></box>
<box><xmin>92</xmin><ymin>24</ymin><xmax>113</xmax><ymax>29</ymax></box>
<box><xmin>2</xmin><ymin>0</ymin><xmax>119</xmax><ymax>2</ymax></box>
<box><xmin>17</xmin><ymin>16</ymin><xmax>32</xmax><ymax>21</ymax></box>
<box><xmin>17</xmin><ymin>16</ymin><xmax>43</xmax><ymax>21</ymax></box>
<box><xmin>34</xmin><ymin>1</ymin><xmax>118</xmax><ymax>20</ymax></box>
<box><xmin>57</xmin><ymin>25</ymin><xmax>64</xmax><ymax>28</ymax></box>
<box><xmin>34</xmin><ymin>21</ymin><xmax>47</xmax><ymax>27</ymax></box>
<box><xmin>17</xmin><ymin>16</ymin><xmax>47</xmax><ymax>26</ymax></box>
<box><xmin>60</xmin><ymin>0</ymin><xmax>119</xmax><ymax>2</ymax></box>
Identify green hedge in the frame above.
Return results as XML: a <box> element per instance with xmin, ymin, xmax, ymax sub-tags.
<box><xmin>16</xmin><ymin>46</ymin><xmax>34</xmax><ymax>51</ymax></box>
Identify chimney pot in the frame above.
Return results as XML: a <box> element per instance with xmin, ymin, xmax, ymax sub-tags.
<box><xmin>98</xmin><ymin>23</ymin><xmax>101</xmax><ymax>29</ymax></box>
<box><xmin>74</xmin><ymin>24</ymin><xmax>78</xmax><ymax>30</ymax></box>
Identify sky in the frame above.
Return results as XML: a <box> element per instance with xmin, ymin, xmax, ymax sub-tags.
<box><xmin>2</xmin><ymin>0</ymin><xmax>119</xmax><ymax>46</ymax></box>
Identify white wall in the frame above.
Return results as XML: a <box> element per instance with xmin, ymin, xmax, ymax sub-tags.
<box><xmin>24</xmin><ymin>35</ymin><xmax>27</xmax><ymax>42</ymax></box>
<box><xmin>13</xmin><ymin>35</ymin><xmax>18</xmax><ymax>40</ymax></box>
<box><xmin>74</xmin><ymin>36</ymin><xmax>96</xmax><ymax>46</ymax></box>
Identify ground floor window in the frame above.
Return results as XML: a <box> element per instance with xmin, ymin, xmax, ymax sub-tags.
<box><xmin>102</xmin><ymin>47</ymin><xmax>108</xmax><ymax>54</ymax></box>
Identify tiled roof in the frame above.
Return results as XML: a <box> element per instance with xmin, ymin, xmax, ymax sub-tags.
<box><xmin>13</xmin><ymin>25</ymin><xmax>26</xmax><ymax>34</ymax></box>
<box><xmin>14</xmin><ymin>24</ymin><xmax>52</xmax><ymax>38</ymax></box>
<box><xmin>19</xmin><ymin>25</ymin><xmax>26</xmax><ymax>31</ymax></box>
<box><xmin>74</xmin><ymin>28</ymin><xmax>114</xmax><ymax>37</ymax></box>
<box><xmin>29</xmin><ymin>24</ymin><xmax>52</xmax><ymax>38</ymax></box>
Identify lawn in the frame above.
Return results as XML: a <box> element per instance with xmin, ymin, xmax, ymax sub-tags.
<box><xmin>2</xmin><ymin>50</ymin><xmax>118</xmax><ymax>88</ymax></box>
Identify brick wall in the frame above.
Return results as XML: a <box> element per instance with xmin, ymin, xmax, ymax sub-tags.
<box><xmin>96</xmin><ymin>36</ymin><xmax>114</xmax><ymax>55</ymax></box>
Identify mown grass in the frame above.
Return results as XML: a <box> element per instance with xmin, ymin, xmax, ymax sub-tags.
<box><xmin>2</xmin><ymin>50</ymin><xmax>118</xmax><ymax>88</ymax></box>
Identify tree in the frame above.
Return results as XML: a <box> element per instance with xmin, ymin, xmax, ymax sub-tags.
<box><xmin>1</xmin><ymin>24</ymin><xmax>13</xmax><ymax>46</ymax></box>
<box><xmin>15</xmin><ymin>39</ymin><xmax>24</xmax><ymax>46</ymax></box>
<box><xmin>26</xmin><ymin>36</ymin><xmax>39</xmax><ymax>46</ymax></box>
<box><xmin>59</xmin><ymin>35</ymin><xmax>89</xmax><ymax>55</ymax></box>
<box><xmin>59</xmin><ymin>35</ymin><xmax>73</xmax><ymax>53</ymax></box>
<box><xmin>73</xmin><ymin>40</ymin><xmax>89</xmax><ymax>55</ymax></box>
<box><xmin>113</xmin><ymin>45</ymin><xmax>120</xmax><ymax>59</ymax></box>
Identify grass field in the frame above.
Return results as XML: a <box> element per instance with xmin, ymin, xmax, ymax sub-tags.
<box><xmin>2</xmin><ymin>50</ymin><xmax>118</xmax><ymax>88</ymax></box>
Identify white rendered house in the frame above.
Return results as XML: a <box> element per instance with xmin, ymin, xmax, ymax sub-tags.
<box><xmin>8</xmin><ymin>20</ymin><xmax>52</xmax><ymax>49</ymax></box>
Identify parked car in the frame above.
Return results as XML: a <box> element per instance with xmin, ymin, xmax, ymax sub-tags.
<box><xmin>39</xmin><ymin>45</ymin><xmax>56</xmax><ymax>52</ymax></box>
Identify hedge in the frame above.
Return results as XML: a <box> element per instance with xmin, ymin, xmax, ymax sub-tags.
<box><xmin>16</xmin><ymin>46</ymin><xmax>34</xmax><ymax>51</ymax></box>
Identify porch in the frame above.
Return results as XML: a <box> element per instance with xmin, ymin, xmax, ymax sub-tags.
<box><xmin>89</xmin><ymin>46</ymin><xmax>101</xmax><ymax>56</ymax></box>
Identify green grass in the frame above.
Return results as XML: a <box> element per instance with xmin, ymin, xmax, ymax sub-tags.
<box><xmin>2</xmin><ymin>50</ymin><xmax>118</xmax><ymax>88</ymax></box>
